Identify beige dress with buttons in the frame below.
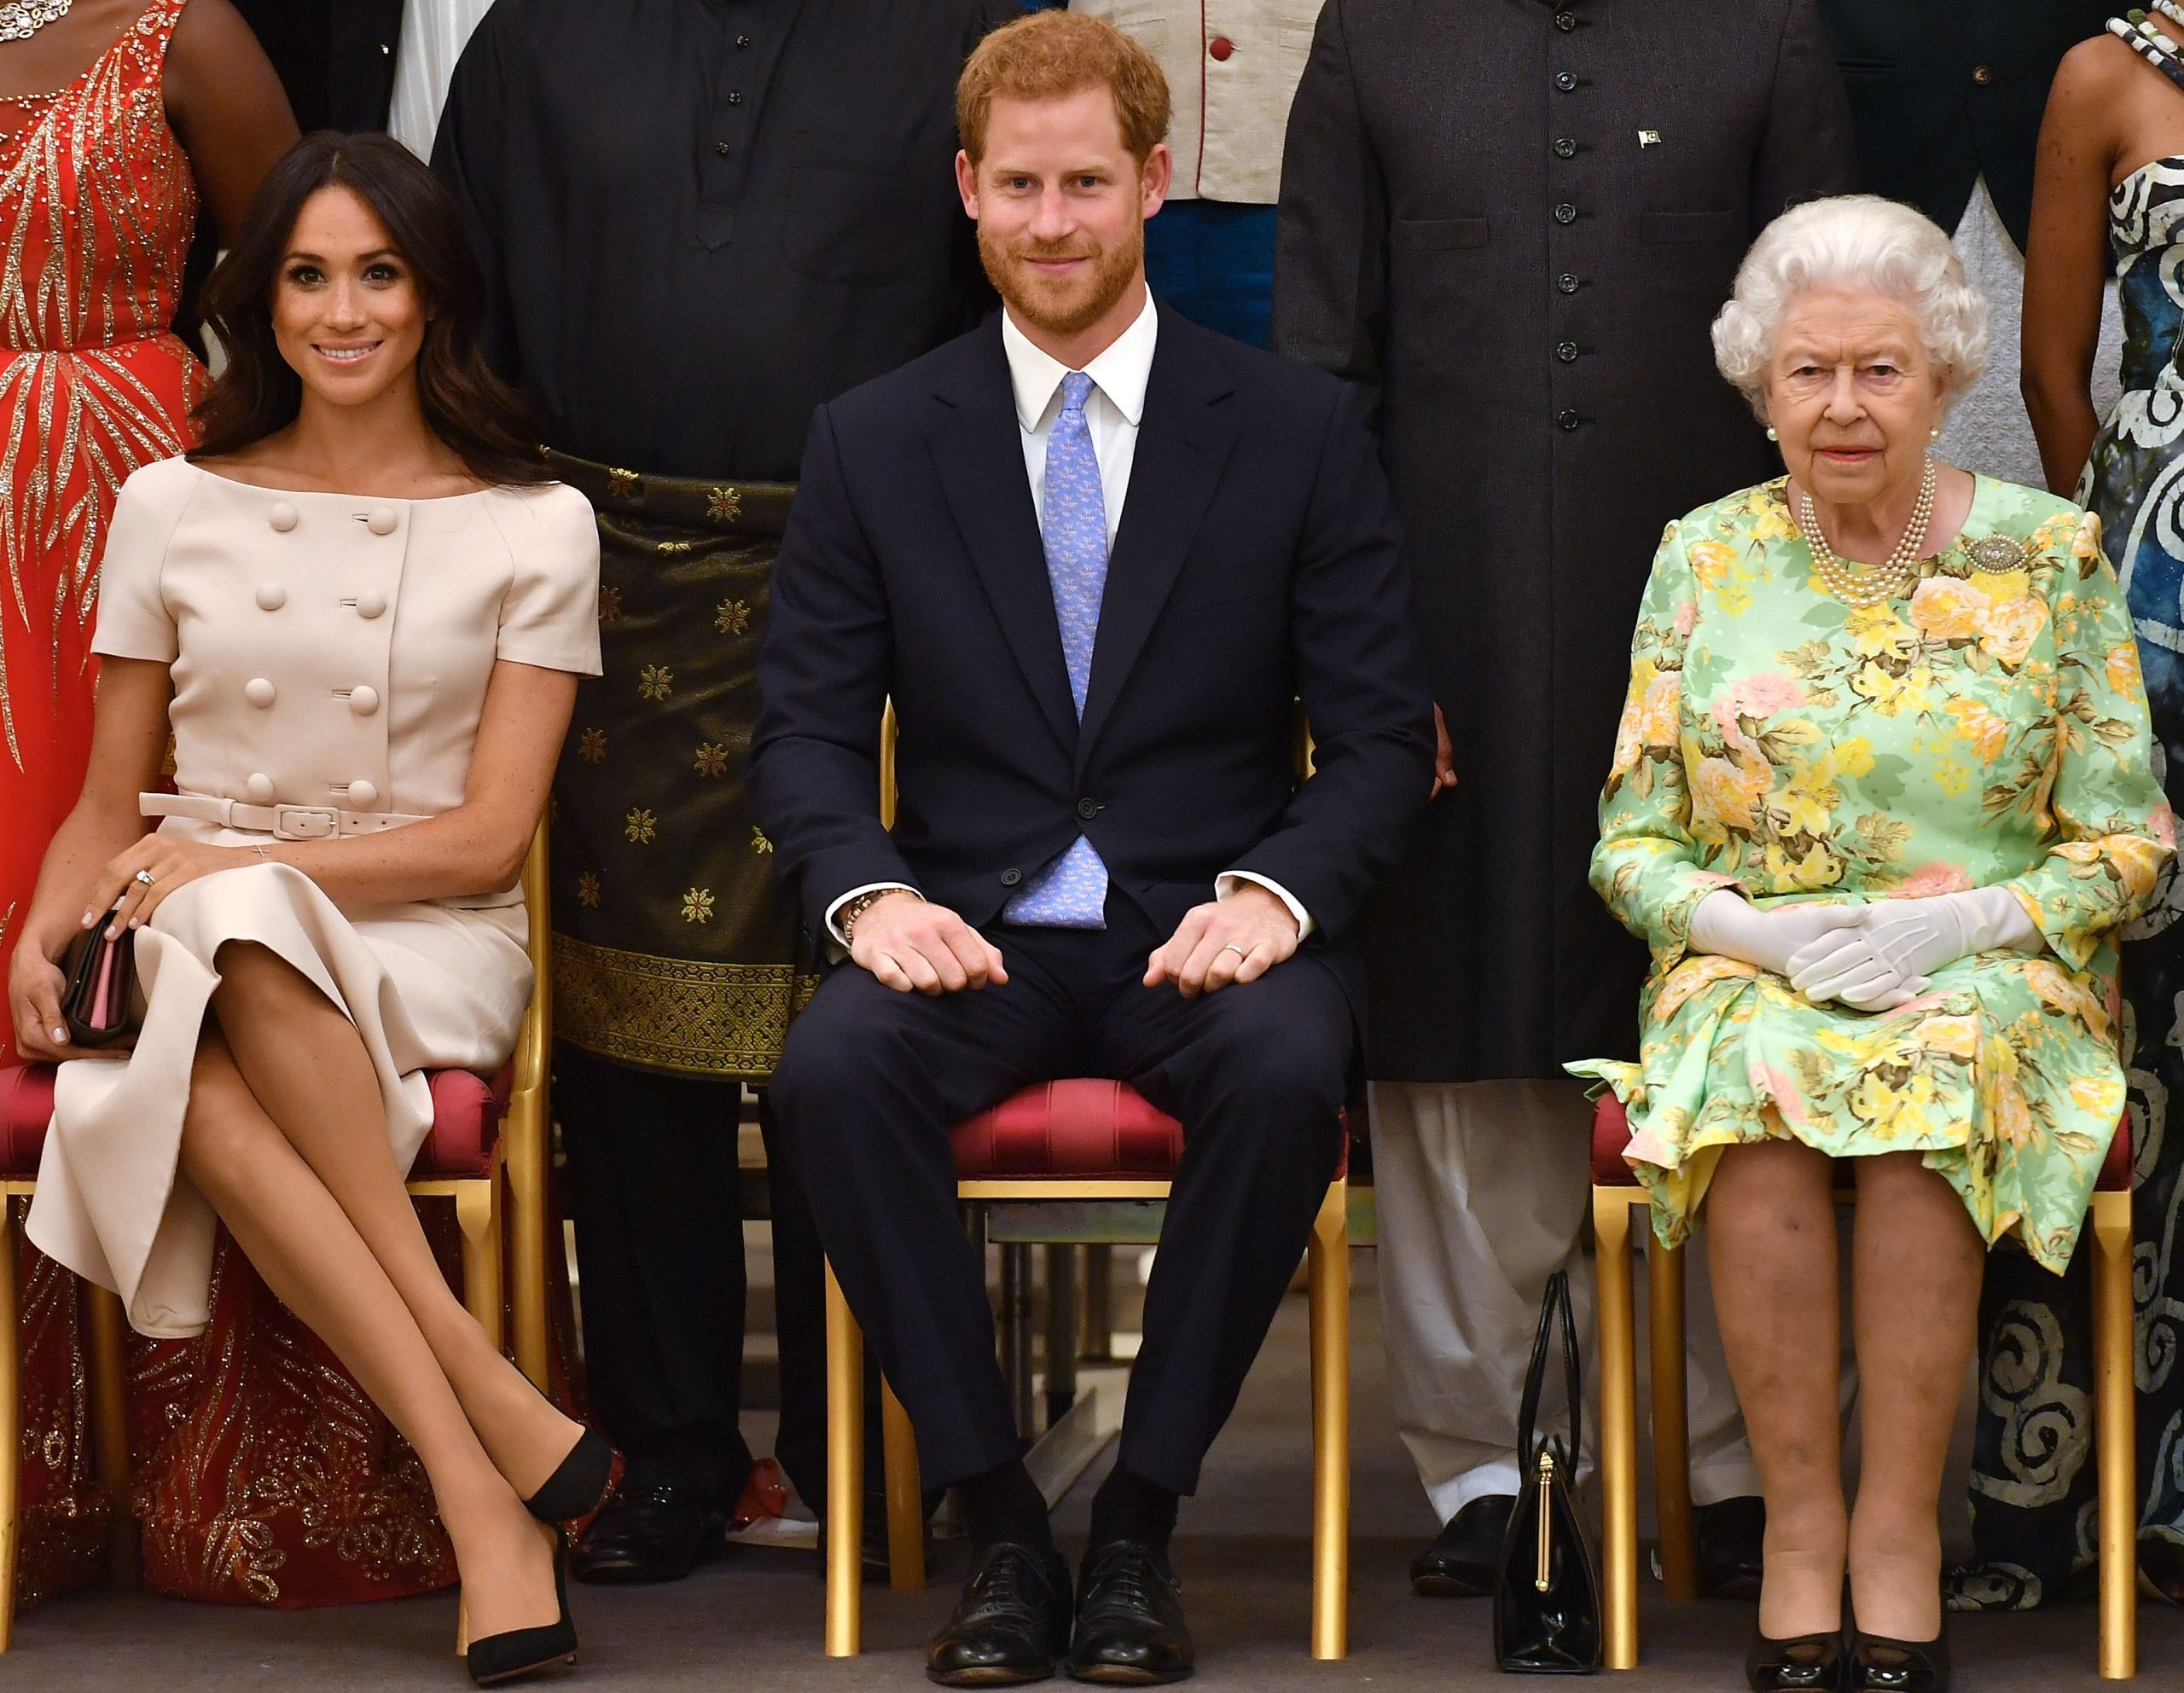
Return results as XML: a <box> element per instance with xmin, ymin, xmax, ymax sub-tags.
<box><xmin>26</xmin><ymin>457</ymin><xmax>601</xmax><ymax>1339</ymax></box>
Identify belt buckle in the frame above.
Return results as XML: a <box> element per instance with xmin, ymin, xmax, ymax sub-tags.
<box><xmin>271</xmin><ymin>804</ymin><xmax>339</xmax><ymax>841</ymax></box>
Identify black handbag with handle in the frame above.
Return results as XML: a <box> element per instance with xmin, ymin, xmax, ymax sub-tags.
<box><xmin>1493</xmin><ymin>1268</ymin><xmax>1602</xmax><ymax>1673</ymax></box>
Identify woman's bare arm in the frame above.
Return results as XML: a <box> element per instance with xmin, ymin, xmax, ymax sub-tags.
<box><xmin>84</xmin><ymin>658</ymin><xmax>578</xmax><ymax>933</ymax></box>
<box><xmin>164</xmin><ymin>0</ymin><xmax>298</xmax><ymax>243</ymax></box>
<box><xmin>2024</xmin><ymin>38</ymin><xmax>2129</xmax><ymax>496</ymax></box>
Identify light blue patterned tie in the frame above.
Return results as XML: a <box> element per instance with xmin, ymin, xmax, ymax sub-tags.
<box><xmin>1005</xmin><ymin>369</ymin><xmax>1112</xmax><ymax>929</ymax></box>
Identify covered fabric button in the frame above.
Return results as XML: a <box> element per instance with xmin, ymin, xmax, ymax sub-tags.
<box><xmin>245</xmin><ymin>773</ymin><xmax>276</xmax><ymax>803</ymax></box>
<box><xmin>244</xmin><ymin>677</ymin><xmax>276</xmax><ymax>708</ymax></box>
<box><xmin>1208</xmin><ymin>35</ymin><xmax>1232</xmax><ymax>61</ymax></box>
<box><xmin>268</xmin><ymin>501</ymin><xmax>299</xmax><ymax>533</ymax></box>
<box><xmin>255</xmin><ymin>582</ymin><xmax>287</xmax><ymax>612</ymax></box>
<box><xmin>346</xmin><ymin>779</ymin><xmax>379</xmax><ymax>807</ymax></box>
<box><xmin>356</xmin><ymin>589</ymin><xmax>387</xmax><ymax>618</ymax></box>
<box><xmin>366</xmin><ymin>507</ymin><xmax>398</xmax><ymax>536</ymax></box>
<box><xmin>348</xmin><ymin>684</ymin><xmax>380</xmax><ymax>716</ymax></box>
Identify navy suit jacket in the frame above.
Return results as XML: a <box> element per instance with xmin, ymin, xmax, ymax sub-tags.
<box><xmin>751</xmin><ymin>304</ymin><xmax>1435</xmax><ymax>1015</ymax></box>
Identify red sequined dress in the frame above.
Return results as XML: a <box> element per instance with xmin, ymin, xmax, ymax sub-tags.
<box><xmin>1</xmin><ymin>1</ymin><xmax>461</xmax><ymax>1613</ymax></box>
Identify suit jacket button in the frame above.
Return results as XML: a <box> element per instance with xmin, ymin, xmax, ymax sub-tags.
<box><xmin>1000</xmin><ymin>867</ymin><xmax>1022</xmax><ymax>887</ymax></box>
<box><xmin>1557</xmin><ymin>409</ymin><xmax>1581</xmax><ymax>432</ymax></box>
<box><xmin>1556</xmin><ymin>340</ymin><xmax>1580</xmax><ymax>363</ymax></box>
<box><xmin>1077</xmin><ymin>797</ymin><xmax>1099</xmax><ymax>820</ymax></box>
<box><xmin>1554</xmin><ymin>201</ymin><xmax>1577</xmax><ymax>225</ymax></box>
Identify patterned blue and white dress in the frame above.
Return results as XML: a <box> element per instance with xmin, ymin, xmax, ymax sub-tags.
<box><xmin>1958</xmin><ymin>11</ymin><xmax>2184</xmax><ymax>1607</ymax></box>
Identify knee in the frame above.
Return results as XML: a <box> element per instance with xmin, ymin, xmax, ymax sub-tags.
<box><xmin>770</xmin><ymin>993</ymin><xmax>906</xmax><ymax>1130</ymax></box>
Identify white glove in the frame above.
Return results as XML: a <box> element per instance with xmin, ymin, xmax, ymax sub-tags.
<box><xmin>1687</xmin><ymin>890</ymin><xmax>1864</xmax><ymax>977</ymax></box>
<box><xmin>1786</xmin><ymin>886</ymin><xmax>2043</xmax><ymax>1012</ymax></box>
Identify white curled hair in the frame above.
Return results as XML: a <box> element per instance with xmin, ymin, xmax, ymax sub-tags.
<box><xmin>1711</xmin><ymin>194</ymin><xmax>1990</xmax><ymax>422</ymax></box>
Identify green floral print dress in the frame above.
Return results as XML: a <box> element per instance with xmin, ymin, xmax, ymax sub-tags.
<box><xmin>1568</xmin><ymin>476</ymin><xmax>2175</xmax><ymax>1273</ymax></box>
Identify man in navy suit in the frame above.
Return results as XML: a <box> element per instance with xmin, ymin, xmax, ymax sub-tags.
<box><xmin>753</xmin><ymin>11</ymin><xmax>1432</xmax><ymax>1683</ymax></box>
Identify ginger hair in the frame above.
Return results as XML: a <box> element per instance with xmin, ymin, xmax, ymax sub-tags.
<box><xmin>957</xmin><ymin>9</ymin><xmax>1171</xmax><ymax>168</ymax></box>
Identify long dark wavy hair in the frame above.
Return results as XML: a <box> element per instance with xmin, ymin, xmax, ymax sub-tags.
<box><xmin>191</xmin><ymin>131</ymin><xmax>548</xmax><ymax>486</ymax></box>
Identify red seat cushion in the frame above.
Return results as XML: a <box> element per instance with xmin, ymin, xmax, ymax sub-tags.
<box><xmin>0</xmin><ymin>1064</ymin><xmax>55</xmax><ymax>1178</ymax></box>
<box><xmin>952</xmin><ymin>1080</ymin><xmax>1184</xmax><ymax>1180</ymax></box>
<box><xmin>0</xmin><ymin>1062</ymin><xmax>508</xmax><ymax>1182</ymax></box>
<box><xmin>1590</xmin><ymin>1092</ymin><xmax>2135</xmax><ymax>1194</ymax></box>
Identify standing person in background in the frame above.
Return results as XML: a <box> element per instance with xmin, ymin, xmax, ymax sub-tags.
<box><xmin>1060</xmin><ymin>1</ymin><xmax>1322</xmax><ymax>348</ymax></box>
<box><xmin>434</xmin><ymin>0</ymin><xmax>1012</xmax><ymax>1586</ymax></box>
<box><xmin>1275</xmin><ymin>0</ymin><xmax>1855</xmax><ymax>1603</ymax></box>
<box><xmin>0</xmin><ymin>0</ymin><xmax>293</xmax><ymax>1609</ymax></box>
<box><xmin>1819</xmin><ymin>1</ymin><xmax>2117</xmax><ymax>492</ymax></box>
<box><xmin>227</xmin><ymin>0</ymin><xmax>404</xmax><ymax>132</ymax></box>
<box><xmin>388</xmin><ymin>0</ymin><xmax>493</xmax><ymax>159</ymax></box>
<box><xmin>2018</xmin><ymin>3</ymin><xmax>2184</xmax><ymax>1608</ymax></box>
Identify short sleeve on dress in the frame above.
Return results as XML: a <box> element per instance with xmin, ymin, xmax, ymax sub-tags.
<box><xmin>89</xmin><ymin>457</ymin><xmax>197</xmax><ymax>664</ymax></box>
<box><xmin>486</xmin><ymin>483</ymin><xmax>602</xmax><ymax>675</ymax></box>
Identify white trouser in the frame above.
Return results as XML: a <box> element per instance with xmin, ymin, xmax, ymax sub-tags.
<box><xmin>1371</xmin><ymin>1078</ymin><xmax>1761</xmax><ymax>1525</ymax></box>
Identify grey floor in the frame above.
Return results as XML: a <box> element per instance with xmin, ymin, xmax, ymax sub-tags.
<box><xmin>3</xmin><ymin>1266</ymin><xmax>2176</xmax><ymax>1690</ymax></box>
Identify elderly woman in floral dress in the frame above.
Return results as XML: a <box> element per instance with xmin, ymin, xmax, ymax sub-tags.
<box><xmin>1571</xmin><ymin>194</ymin><xmax>2173</xmax><ymax>1693</ymax></box>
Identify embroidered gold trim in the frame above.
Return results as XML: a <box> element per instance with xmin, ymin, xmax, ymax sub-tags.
<box><xmin>552</xmin><ymin>935</ymin><xmax>817</xmax><ymax>1076</ymax></box>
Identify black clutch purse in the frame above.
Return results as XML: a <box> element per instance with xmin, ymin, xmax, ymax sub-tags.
<box><xmin>60</xmin><ymin>922</ymin><xmax>140</xmax><ymax>1047</ymax></box>
<box><xmin>1493</xmin><ymin>1269</ymin><xmax>1602</xmax><ymax>1673</ymax></box>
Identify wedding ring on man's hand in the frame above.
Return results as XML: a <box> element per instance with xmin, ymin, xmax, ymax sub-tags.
<box><xmin>1220</xmin><ymin>944</ymin><xmax>1249</xmax><ymax>960</ymax></box>
<box><xmin>134</xmin><ymin>869</ymin><xmax>156</xmax><ymax>885</ymax></box>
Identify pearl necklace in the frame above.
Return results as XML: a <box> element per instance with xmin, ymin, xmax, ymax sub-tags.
<box><xmin>0</xmin><ymin>0</ymin><xmax>70</xmax><ymax>43</ymax></box>
<box><xmin>1794</xmin><ymin>455</ymin><xmax>1936</xmax><ymax>610</ymax></box>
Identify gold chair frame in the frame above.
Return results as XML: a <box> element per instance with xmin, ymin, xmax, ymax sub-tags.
<box><xmin>1592</xmin><ymin>1177</ymin><xmax>2136</xmax><ymax>1678</ymax></box>
<box><xmin>821</xmin><ymin>1180</ymin><xmax>1351</xmax><ymax>1660</ymax></box>
<box><xmin>0</xmin><ymin>826</ymin><xmax>555</xmax><ymax>1652</ymax></box>
<box><xmin>817</xmin><ymin>707</ymin><xmax>1350</xmax><ymax>1660</ymax></box>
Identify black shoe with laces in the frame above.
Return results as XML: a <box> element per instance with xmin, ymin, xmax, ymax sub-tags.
<box><xmin>926</xmin><ymin>1539</ymin><xmax>1074</xmax><ymax>1686</ymax></box>
<box><xmin>569</xmin><ymin>1481</ymin><xmax>728</xmax><ymax>1584</ymax></box>
<box><xmin>1064</xmin><ymin>1540</ymin><xmax>1194</xmax><ymax>1685</ymax></box>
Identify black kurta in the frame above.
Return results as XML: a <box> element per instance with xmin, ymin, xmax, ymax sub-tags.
<box><xmin>1273</xmin><ymin>0</ymin><xmax>1856</xmax><ymax>1081</ymax></box>
<box><xmin>433</xmin><ymin>0</ymin><xmax>1008</xmax><ymax>1076</ymax></box>
<box><xmin>433</xmin><ymin>0</ymin><xmax>1006</xmax><ymax>481</ymax></box>
<box><xmin>1816</xmin><ymin>0</ymin><xmax>2111</xmax><ymax>251</ymax></box>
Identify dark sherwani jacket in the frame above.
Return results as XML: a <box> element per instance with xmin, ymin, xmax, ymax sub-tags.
<box><xmin>1273</xmin><ymin>0</ymin><xmax>1856</xmax><ymax>1080</ymax></box>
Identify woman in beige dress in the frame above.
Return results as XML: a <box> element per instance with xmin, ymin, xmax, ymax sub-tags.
<box><xmin>3</xmin><ymin>133</ymin><xmax>607</xmax><ymax>1685</ymax></box>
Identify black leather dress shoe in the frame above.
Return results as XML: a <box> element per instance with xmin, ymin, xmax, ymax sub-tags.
<box><xmin>570</xmin><ymin>1481</ymin><xmax>728</xmax><ymax>1584</ymax></box>
<box><xmin>926</xmin><ymin>1540</ymin><xmax>1073</xmax><ymax>1686</ymax></box>
<box><xmin>1065</xmin><ymin>1540</ymin><xmax>1194</xmax><ymax>1684</ymax></box>
<box><xmin>1848</xmin><ymin>1618</ymin><xmax>1949</xmax><ymax>1693</ymax></box>
<box><xmin>1409</xmin><ymin>1494</ymin><xmax>1514</xmax><ymax>1597</ymax></box>
<box><xmin>1698</xmin><ymin>1496</ymin><xmax>1768</xmax><ymax>1600</ymax></box>
<box><xmin>1745</xmin><ymin>1625</ymin><xmax>1844</xmax><ymax>1693</ymax></box>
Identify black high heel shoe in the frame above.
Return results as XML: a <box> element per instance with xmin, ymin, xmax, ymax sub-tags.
<box><xmin>1746</xmin><ymin>1622</ymin><xmax>1847</xmax><ymax>1692</ymax></box>
<box><xmin>524</xmin><ymin>1428</ymin><xmax>615</xmax><ymax>1525</ymax></box>
<box><xmin>1848</xmin><ymin>1614</ymin><xmax>1949</xmax><ymax>1693</ymax></box>
<box><xmin>466</xmin><ymin>1527</ymin><xmax>578</xmax><ymax>1687</ymax></box>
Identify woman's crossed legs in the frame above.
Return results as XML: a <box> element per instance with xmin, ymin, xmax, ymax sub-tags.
<box><xmin>177</xmin><ymin>940</ymin><xmax>582</xmax><ymax>1640</ymax></box>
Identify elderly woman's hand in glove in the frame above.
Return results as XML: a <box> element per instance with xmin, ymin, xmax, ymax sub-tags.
<box><xmin>1783</xmin><ymin>886</ymin><xmax>2043</xmax><ymax>1012</ymax></box>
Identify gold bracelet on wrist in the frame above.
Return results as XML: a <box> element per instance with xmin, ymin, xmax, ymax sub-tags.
<box><xmin>840</xmin><ymin>886</ymin><xmax>918</xmax><ymax>943</ymax></box>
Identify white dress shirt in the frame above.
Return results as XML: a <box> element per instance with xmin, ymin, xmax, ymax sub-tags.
<box><xmin>828</xmin><ymin>293</ymin><xmax>1310</xmax><ymax>944</ymax></box>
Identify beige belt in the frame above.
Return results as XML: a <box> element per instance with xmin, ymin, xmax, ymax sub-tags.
<box><xmin>141</xmin><ymin>792</ymin><xmax>428</xmax><ymax>841</ymax></box>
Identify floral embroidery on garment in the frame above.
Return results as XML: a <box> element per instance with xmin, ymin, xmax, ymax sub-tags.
<box><xmin>1569</xmin><ymin>478</ymin><xmax>2175</xmax><ymax>1272</ymax></box>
